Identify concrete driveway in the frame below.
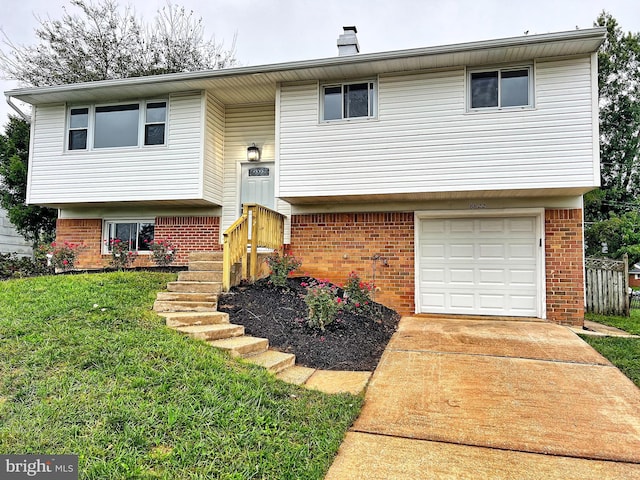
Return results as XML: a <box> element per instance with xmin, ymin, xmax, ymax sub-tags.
<box><xmin>326</xmin><ymin>316</ymin><xmax>640</xmax><ymax>479</ymax></box>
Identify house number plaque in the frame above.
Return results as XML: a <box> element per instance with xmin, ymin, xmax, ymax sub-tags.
<box><xmin>248</xmin><ymin>167</ymin><xmax>270</xmax><ymax>177</ymax></box>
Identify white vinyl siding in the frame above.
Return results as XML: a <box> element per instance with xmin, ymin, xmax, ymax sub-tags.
<box><xmin>203</xmin><ymin>93</ymin><xmax>225</xmax><ymax>205</ymax></box>
<box><xmin>278</xmin><ymin>56</ymin><xmax>596</xmax><ymax>199</ymax></box>
<box><xmin>221</xmin><ymin>104</ymin><xmax>290</xmax><ymax>240</ymax></box>
<box><xmin>27</xmin><ymin>92</ymin><xmax>208</xmax><ymax>205</ymax></box>
<box><xmin>0</xmin><ymin>208</ymin><xmax>32</xmax><ymax>256</ymax></box>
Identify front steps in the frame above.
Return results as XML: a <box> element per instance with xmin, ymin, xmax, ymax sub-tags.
<box><xmin>153</xmin><ymin>251</ymin><xmax>371</xmax><ymax>394</ymax></box>
<box><xmin>154</xmin><ymin>251</ymin><xmax>297</xmax><ymax>375</ymax></box>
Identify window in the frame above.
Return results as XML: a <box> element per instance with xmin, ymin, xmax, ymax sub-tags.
<box><xmin>66</xmin><ymin>100</ymin><xmax>167</xmax><ymax>151</ymax></box>
<box><xmin>145</xmin><ymin>102</ymin><xmax>167</xmax><ymax>145</ymax></box>
<box><xmin>322</xmin><ymin>81</ymin><xmax>376</xmax><ymax>121</ymax></box>
<box><xmin>469</xmin><ymin>67</ymin><xmax>531</xmax><ymax>109</ymax></box>
<box><xmin>95</xmin><ymin>104</ymin><xmax>139</xmax><ymax>148</ymax></box>
<box><xmin>104</xmin><ymin>221</ymin><xmax>154</xmax><ymax>253</ymax></box>
<box><xmin>68</xmin><ymin>108</ymin><xmax>88</xmax><ymax>150</ymax></box>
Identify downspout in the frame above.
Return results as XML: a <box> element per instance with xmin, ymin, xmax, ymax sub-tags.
<box><xmin>5</xmin><ymin>95</ymin><xmax>31</xmax><ymax>123</ymax></box>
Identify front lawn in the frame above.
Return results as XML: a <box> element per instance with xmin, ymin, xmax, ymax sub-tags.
<box><xmin>0</xmin><ymin>273</ymin><xmax>362</xmax><ymax>479</ymax></box>
<box><xmin>586</xmin><ymin>309</ymin><xmax>640</xmax><ymax>335</ymax></box>
<box><xmin>579</xmin><ymin>336</ymin><xmax>640</xmax><ymax>388</ymax></box>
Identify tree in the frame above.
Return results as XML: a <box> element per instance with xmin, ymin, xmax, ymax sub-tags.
<box><xmin>585</xmin><ymin>211</ymin><xmax>640</xmax><ymax>266</ymax></box>
<box><xmin>0</xmin><ymin>0</ymin><xmax>237</xmax><ymax>87</ymax></box>
<box><xmin>585</xmin><ymin>12</ymin><xmax>640</xmax><ymax>221</ymax></box>
<box><xmin>0</xmin><ymin>116</ymin><xmax>57</xmax><ymax>243</ymax></box>
<box><xmin>0</xmin><ymin>0</ymin><xmax>237</xmax><ymax>244</ymax></box>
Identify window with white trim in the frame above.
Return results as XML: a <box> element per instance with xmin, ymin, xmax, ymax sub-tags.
<box><xmin>469</xmin><ymin>67</ymin><xmax>532</xmax><ymax>110</ymax></box>
<box><xmin>321</xmin><ymin>81</ymin><xmax>376</xmax><ymax>121</ymax></box>
<box><xmin>104</xmin><ymin>220</ymin><xmax>154</xmax><ymax>253</ymax></box>
<box><xmin>66</xmin><ymin>100</ymin><xmax>167</xmax><ymax>151</ymax></box>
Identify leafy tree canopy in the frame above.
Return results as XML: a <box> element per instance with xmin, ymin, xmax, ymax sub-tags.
<box><xmin>0</xmin><ymin>116</ymin><xmax>56</xmax><ymax>243</ymax></box>
<box><xmin>585</xmin><ymin>211</ymin><xmax>640</xmax><ymax>267</ymax></box>
<box><xmin>0</xmin><ymin>0</ymin><xmax>237</xmax><ymax>86</ymax></box>
<box><xmin>586</xmin><ymin>12</ymin><xmax>640</xmax><ymax>221</ymax></box>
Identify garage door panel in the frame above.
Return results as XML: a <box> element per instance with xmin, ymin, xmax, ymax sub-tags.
<box><xmin>450</xmin><ymin>268</ymin><xmax>475</xmax><ymax>284</ymax></box>
<box><xmin>450</xmin><ymin>244</ymin><xmax>474</xmax><ymax>259</ymax></box>
<box><xmin>478</xmin><ymin>243</ymin><xmax>506</xmax><ymax>259</ymax></box>
<box><xmin>419</xmin><ymin>216</ymin><xmax>540</xmax><ymax>317</ymax></box>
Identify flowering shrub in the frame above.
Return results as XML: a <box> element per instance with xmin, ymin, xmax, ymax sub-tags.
<box><xmin>302</xmin><ymin>279</ymin><xmax>343</xmax><ymax>331</ymax></box>
<box><xmin>147</xmin><ymin>238</ymin><xmax>177</xmax><ymax>267</ymax></box>
<box><xmin>42</xmin><ymin>241</ymin><xmax>85</xmax><ymax>272</ymax></box>
<box><xmin>107</xmin><ymin>239</ymin><xmax>137</xmax><ymax>270</ymax></box>
<box><xmin>343</xmin><ymin>271</ymin><xmax>374</xmax><ymax>314</ymax></box>
<box><xmin>265</xmin><ymin>251</ymin><xmax>302</xmax><ymax>287</ymax></box>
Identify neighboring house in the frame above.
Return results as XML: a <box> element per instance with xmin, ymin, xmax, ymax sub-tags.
<box><xmin>630</xmin><ymin>264</ymin><xmax>640</xmax><ymax>288</ymax></box>
<box><xmin>5</xmin><ymin>27</ymin><xmax>605</xmax><ymax>326</ymax></box>
<box><xmin>0</xmin><ymin>207</ymin><xmax>32</xmax><ymax>257</ymax></box>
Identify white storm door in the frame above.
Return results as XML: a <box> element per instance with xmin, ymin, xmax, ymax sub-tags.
<box><xmin>418</xmin><ymin>216</ymin><xmax>540</xmax><ymax>317</ymax></box>
<box><xmin>240</xmin><ymin>162</ymin><xmax>275</xmax><ymax>213</ymax></box>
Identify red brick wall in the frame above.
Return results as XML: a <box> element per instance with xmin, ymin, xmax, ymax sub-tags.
<box><xmin>56</xmin><ymin>219</ymin><xmax>106</xmax><ymax>268</ymax></box>
<box><xmin>155</xmin><ymin>216</ymin><xmax>221</xmax><ymax>265</ymax></box>
<box><xmin>544</xmin><ymin>209</ymin><xmax>585</xmax><ymax>326</ymax></box>
<box><xmin>56</xmin><ymin>216</ymin><xmax>221</xmax><ymax>269</ymax></box>
<box><xmin>288</xmin><ymin>212</ymin><xmax>415</xmax><ymax>315</ymax></box>
<box><xmin>630</xmin><ymin>275</ymin><xmax>640</xmax><ymax>288</ymax></box>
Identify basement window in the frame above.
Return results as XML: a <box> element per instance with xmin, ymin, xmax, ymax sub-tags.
<box><xmin>103</xmin><ymin>220</ymin><xmax>154</xmax><ymax>253</ymax></box>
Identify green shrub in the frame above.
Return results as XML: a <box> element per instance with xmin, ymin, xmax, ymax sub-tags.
<box><xmin>107</xmin><ymin>239</ymin><xmax>137</xmax><ymax>270</ymax></box>
<box><xmin>0</xmin><ymin>252</ymin><xmax>50</xmax><ymax>280</ymax></box>
<box><xmin>343</xmin><ymin>271</ymin><xmax>374</xmax><ymax>314</ymax></box>
<box><xmin>303</xmin><ymin>279</ymin><xmax>343</xmax><ymax>330</ymax></box>
<box><xmin>265</xmin><ymin>251</ymin><xmax>302</xmax><ymax>287</ymax></box>
<box><xmin>147</xmin><ymin>238</ymin><xmax>177</xmax><ymax>267</ymax></box>
<box><xmin>43</xmin><ymin>240</ymin><xmax>85</xmax><ymax>271</ymax></box>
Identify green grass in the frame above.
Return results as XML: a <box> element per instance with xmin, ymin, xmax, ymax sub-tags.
<box><xmin>586</xmin><ymin>309</ymin><xmax>640</xmax><ymax>335</ymax></box>
<box><xmin>0</xmin><ymin>272</ymin><xmax>363</xmax><ymax>479</ymax></box>
<box><xmin>579</xmin><ymin>335</ymin><xmax>640</xmax><ymax>388</ymax></box>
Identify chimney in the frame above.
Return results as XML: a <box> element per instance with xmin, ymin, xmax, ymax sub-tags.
<box><xmin>337</xmin><ymin>26</ymin><xmax>360</xmax><ymax>56</ymax></box>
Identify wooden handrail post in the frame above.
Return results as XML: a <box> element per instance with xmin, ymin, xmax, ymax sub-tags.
<box><xmin>222</xmin><ymin>232</ymin><xmax>231</xmax><ymax>292</ymax></box>
<box><xmin>241</xmin><ymin>204</ymin><xmax>249</xmax><ymax>281</ymax></box>
<box><xmin>250</xmin><ymin>205</ymin><xmax>259</xmax><ymax>282</ymax></box>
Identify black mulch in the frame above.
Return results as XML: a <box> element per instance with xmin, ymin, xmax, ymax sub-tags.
<box><xmin>217</xmin><ymin>277</ymin><xmax>400</xmax><ymax>371</ymax></box>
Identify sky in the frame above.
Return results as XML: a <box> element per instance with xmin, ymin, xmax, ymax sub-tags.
<box><xmin>1</xmin><ymin>0</ymin><xmax>639</xmax><ymax>124</ymax></box>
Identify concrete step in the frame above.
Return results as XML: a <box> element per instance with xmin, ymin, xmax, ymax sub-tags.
<box><xmin>178</xmin><ymin>271</ymin><xmax>223</xmax><ymax>283</ymax></box>
<box><xmin>160</xmin><ymin>311</ymin><xmax>229</xmax><ymax>328</ymax></box>
<box><xmin>189</xmin><ymin>260</ymin><xmax>223</xmax><ymax>272</ymax></box>
<box><xmin>208</xmin><ymin>336</ymin><xmax>269</xmax><ymax>358</ymax></box>
<box><xmin>276</xmin><ymin>365</ymin><xmax>317</xmax><ymax>385</ymax></box>
<box><xmin>153</xmin><ymin>300</ymin><xmax>218</xmax><ymax>312</ymax></box>
<box><xmin>167</xmin><ymin>281</ymin><xmax>222</xmax><ymax>293</ymax></box>
<box><xmin>156</xmin><ymin>291</ymin><xmax>218</xmax><ymax>302</ymax></box>
<box><xmin>175</xmin><ymin>323</ymin><xmax>244</xmax><ymax>341</ymax></box>
<box><xmin>189</xmin><ymin>251</ymin><xmax>224</xmax><ymax>262</ymax></box>
<box><xmin>244</xmin><ymin>350</ymin><xmax>296</xmax><ymax>373</ymax></box>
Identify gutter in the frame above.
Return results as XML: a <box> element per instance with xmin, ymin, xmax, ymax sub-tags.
<box><xmin>5</xmin><ymin>95</ymin><xmax>31</xmax><ymax>123</ymax></box>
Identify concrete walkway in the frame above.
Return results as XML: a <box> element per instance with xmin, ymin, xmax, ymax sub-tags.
<box><xmin>326</xmin><ymin>316</ymin><xmax>640</xmax><ymax>479</ymax></box>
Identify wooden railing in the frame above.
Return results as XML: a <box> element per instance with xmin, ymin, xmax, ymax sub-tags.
<box><xmin>222</xmin><ymin>203</ymin><xmax>285</xmax><ymax>291</ymax></box>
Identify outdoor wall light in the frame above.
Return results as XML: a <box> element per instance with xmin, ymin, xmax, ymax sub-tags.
<box><xmin>247</xmin><ymin>143</ymin><xmax>261</xmax><ymax>161</ymax></box>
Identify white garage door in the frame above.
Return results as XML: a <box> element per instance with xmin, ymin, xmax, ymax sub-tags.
<box><xmin>418</xmin><ymin>216</ymin><xmax>540</xmax><ymax>317</ymax></box>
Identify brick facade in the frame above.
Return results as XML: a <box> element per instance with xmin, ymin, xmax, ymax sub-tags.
<box><xmin>630</xmin><ymin>274</ymin><xmax>640</xmax><ymax>288</ymax></box>
<box><xmin>57</xmin><ymin>209</ymin><xmax>586</xmax><ymax>325</ymax></box>
<box><xmin>544</xmin><ymin>209</ymin><xmax>585</xmax><ymax>326</ymax></box>
<box><xmin>288</xmin><ymin>212</ymin><xmax>416</xmax><ymax>315</ymax></box>
<box><xmin>155</xmin><ymin>216</ymin><xmax>221</xmax><ymax>265</ymax></box>
<box><xmin>56</xmin><ymin>216</ymin><xmax>221</xmax><ymax>269</ymax></box>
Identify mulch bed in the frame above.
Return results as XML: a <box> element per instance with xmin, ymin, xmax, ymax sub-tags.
<box><xmin>218</xmin><ymin>278</ymin><xmax>400</xmax><ymax>371</ymax></box>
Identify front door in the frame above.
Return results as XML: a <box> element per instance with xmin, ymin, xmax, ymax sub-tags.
<box><xmin>240</xmin><ymin>162</ymin><xmax>275</xmax><ymax>213</ymax></box>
